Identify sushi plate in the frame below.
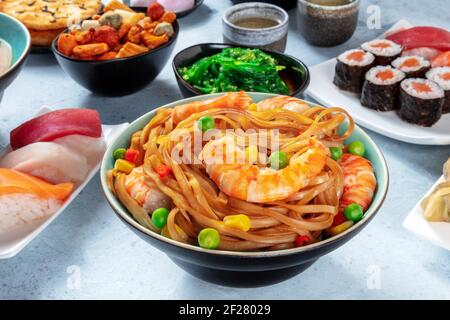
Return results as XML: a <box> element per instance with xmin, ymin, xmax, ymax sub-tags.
<box><xmin>0</xmin><ymin>108</ymin><xmax>128</xmax><ymax>259</ymax></box>
<box><xmin>403</xmin><ymin>176</ymin><xmax>450</xmax><ymax>251</ymax></box>
<box><xmin>307</xmin><ymin>20</ymin><xmax>450</xmax><ymax>145</ymax></box>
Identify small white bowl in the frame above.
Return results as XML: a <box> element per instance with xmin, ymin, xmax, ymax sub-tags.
<box><xmin>222</xmin><ymin>2</ymin><xmax>289</xmax><ymax>52</ymax></box>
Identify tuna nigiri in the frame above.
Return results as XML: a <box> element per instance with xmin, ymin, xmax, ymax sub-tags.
<box><xmin>0</xmin><ymin>168</ymin><xmax>73</xmax><ymax>232</ymax></box>
<box><xmin>387</xmin><ymin>26</ymin><xmax>450</xmax><ymax>51</ymax></box>
<box><xmin>10</xmin><ymin>109</ymin><xmax>102</xmax><ymax>150</ymax></box>
<box><xmin>0</xmin><ymin>142</ymin><xmax>89</xmax><ymax>185</ymax></box>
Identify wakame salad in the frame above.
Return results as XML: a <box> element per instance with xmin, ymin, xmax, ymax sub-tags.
<box><xmin>178</xmin><ymin>48</ymin><xmax>290</xmax><ymax>94</ymax></box>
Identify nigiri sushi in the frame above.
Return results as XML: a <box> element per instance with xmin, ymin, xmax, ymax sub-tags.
<box><xmin>432</xmin><ymin>51</ymin><xmax>450</xmax><ymax>68</ymax></box>
<box><xmin>386</xmin><ymin>26</ymin><xmax>450</xmax><ymax>52</ymax></box>
<box><xmin>0</xmin><ymin>142</ymin><xmax>89</xmax><ymax>185</ymax></box>
<box><xmin>0</xmin><ymin>168</ymin><xmax>73</xmax><ymax>232</ymax></box>
<box><xmin>53</xmin><ymin>135</ymin><xmax>107</xmax><ymax>168</ymax></box>
<box><xmin>10</xmin><ymin>109</ymin><xmax>102</xmax><ymax>150</ymax></box>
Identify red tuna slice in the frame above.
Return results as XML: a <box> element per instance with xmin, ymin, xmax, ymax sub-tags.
<box><xmin>387</xmin><ymin>26</ymin><xmax>450</xmax><ymax>51</ymax></box>
<box><xmin>10</xmin><ymin>109</ymin><xmax>102</xmax><ymax>150</ymax></box>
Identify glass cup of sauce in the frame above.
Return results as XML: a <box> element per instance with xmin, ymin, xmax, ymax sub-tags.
<box><xmin>297</xmin><ymin>0</ymin><xmax>360</xmax><ymax>47</ymax></box>
<box><xmin>222</xmin><ymin>3</ymin><xmax>289</xmax><ymax>52</ymax></box>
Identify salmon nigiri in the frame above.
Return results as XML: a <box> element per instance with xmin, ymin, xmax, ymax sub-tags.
<box><xmin>0</xmin><ymin>169</ymin><xmax>73</xmax><ymax>232</ymax></box>
<box><xmin>432</xmin><ymin>51</ymin><xmax>450</xmax><ymax>68</ymax></box>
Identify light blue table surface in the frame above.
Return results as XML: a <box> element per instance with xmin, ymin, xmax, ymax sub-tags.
<box><xmin>1</xmin><ymin>0</ymin><xmax>449</xmax><ymax>299</ymax></box>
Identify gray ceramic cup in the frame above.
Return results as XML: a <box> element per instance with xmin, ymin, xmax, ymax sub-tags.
<box><xmin>297</xmin><ymin>0</ymin><xmax>360</xmax><ymax>47</ymax></box>
<box><xmin>222</xmin><ymin>2</ymin><xmax>289</xmax><ymax>52</ymax></box>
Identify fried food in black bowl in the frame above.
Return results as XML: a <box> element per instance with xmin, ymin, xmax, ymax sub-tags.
<box><xmin>52</xmin><ymin>2</ymin><xmax>178</xmax><ymax>96</ymax></box>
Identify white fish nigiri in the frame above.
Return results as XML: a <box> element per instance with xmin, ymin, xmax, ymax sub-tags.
<box><xmin>0</xmin><ymin>142</ymin><xmax>89</xmax><ymax>185</ymax></box>
<box><xmin>53</xmin><ymin>135</ymin><xmax>106</xmax><ymax>168</ymax></box>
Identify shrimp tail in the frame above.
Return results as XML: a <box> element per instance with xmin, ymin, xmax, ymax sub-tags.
<box><xmin>172</xmin><ymin>91</ymin><xmax>251</xmax><ymax>124</ymax></box>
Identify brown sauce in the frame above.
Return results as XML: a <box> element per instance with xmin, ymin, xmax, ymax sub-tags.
<box><xmin>307</xmin><ymin>0</ymin><xmax>353</xmax><ymax>5</ymax></box>
<box><xmin>233</xmin><ymin>17</ymin><xmax>279</xmax><ymax>29</ymax></box>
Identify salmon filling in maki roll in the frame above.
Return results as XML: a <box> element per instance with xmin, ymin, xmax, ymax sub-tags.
<box><xmin>392</xmin><ymin>55</ymin><xmax>431</xmax><ymax>78</ymax></box>
<box><xmin>426</xmin><ymin>67</ymin><xmax>450</xmax><ymax>113</ymax></box>
<box><xmin>361</xmin><ymin>39</ymin><xmax>403</xmax><ymax>65</ymax></box>
<box><xmin>361</xmin><ymin>66</ymin><xmax>405</xmax><ymax>111</ymax></box>
<box><xmin>398</xmin><ymin>78</ymin><xmax>444</xmax><ymax>127</ymax></box>
<box><xmin>334</xmin><ymin>49</ymin><xmax>375</xmax><ymax>93</ymax></box>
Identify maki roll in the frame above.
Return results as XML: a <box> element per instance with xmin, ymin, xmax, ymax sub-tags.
<box><xmin>426</xmin><ymin>67</ymin><xmax>450</xmax><ymax>113</ymax></box>
<box><xmin>334</xmin><ymin>49</ymin><xmax>375</xmax><ymax>93</ymax></box>
<box><xmin>361</xmin><ymin>39</ymin><xmax>403</xmax><ymax>65</ymax></box>
<box><xmin>392</xmin><ymin>55</ymin><xmax>431</xmax><ymax>78</ymax></box>
<box><xmin>398</xmin><ymin>78</ymin><xmax>444</xmax><ymax>127</ymax></box>
<box><xmin>361</xmin><ymin>66</ymin><xmax>405</xmax><ymax>111</ymax></box>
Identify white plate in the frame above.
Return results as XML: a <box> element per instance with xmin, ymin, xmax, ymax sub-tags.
<box><xmin>403</xmin><ymin>176</ymin><xmax>450</xmax><ymax>251</ymax></box>
<box><xmin>0</xmin><ymin>108</ymin><xmax>128</xmax><ymax>259</ymax></box>
<box><xmin>306</xmin><ymin>20</ymin><xmax>450</xmax><ymax>145</ymax></box>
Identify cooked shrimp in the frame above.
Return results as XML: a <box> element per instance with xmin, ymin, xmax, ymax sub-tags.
<box><xmin>199</xmin><ymin>136</ymin><xmax>327</xmax><ymax>203</ymax></box>
<box><xmin>125</xmin><ymin>167</ymin><xmax>172</xmax><ymax>213</ymax></box>
<box><xmin>256</xmin><ymin>96</ymin><xmax>310</xmax><ymax>113</ymax></box>
<box><xmin>338</xmin><ymin>154</ymin><xmax>376</xmax><ymax>212</ymax></box>
<box><xmin>172</xmin><ymin>91</ymin><xmax>251</xmax><ymax>124</ymax></box>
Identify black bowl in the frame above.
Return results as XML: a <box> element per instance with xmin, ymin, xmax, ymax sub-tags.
<box><xmin>172</xmin><ymin>43</ymin><xmax>310</xmax><ymax>98</ymax></box>
<box><xmin>51</xmin><ymin>22</ymin><xmax>179</xmax><ymax>96</ymax></box>
<box><xmin>230</xmin><ymin>0</ymin><xmax>297</xmax><ymax>11</ymax></box>
<box><xmin>100</xmin><ymin>93</ymin><xmax>389</xmax><ymax>287</ymax></box>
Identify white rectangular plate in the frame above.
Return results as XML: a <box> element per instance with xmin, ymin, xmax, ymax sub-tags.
<box><xmin>403</xmin><ymin>176</ymin><xmax>450</xmax><ymax>251</ymax></box>
<box><xmin>306</xmin><ymin>20</ymin><xmax>450</xmax><ymax>145</ymax></box>
<box><xmin>0</xmin><ymin>108</ymin><xmax>128</xmax><ymax>259</ymax></box>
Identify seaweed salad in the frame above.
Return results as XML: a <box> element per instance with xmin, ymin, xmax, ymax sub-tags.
<box><xmin>178</xmin><ymin>48</ymin><xmax>290</xmax><ymax>94</ymax></box>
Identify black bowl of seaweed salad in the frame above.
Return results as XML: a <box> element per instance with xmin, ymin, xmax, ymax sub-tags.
<box><xmin>172</xmin><ymin>43</ymin><xmax>310</xmax><ymax>98</ymax></box>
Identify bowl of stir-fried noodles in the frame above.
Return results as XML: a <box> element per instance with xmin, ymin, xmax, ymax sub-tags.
<box><xmin>100</xmin><ymin>92</ymin><xmax>388</xmax><ymax>287</ymax></box>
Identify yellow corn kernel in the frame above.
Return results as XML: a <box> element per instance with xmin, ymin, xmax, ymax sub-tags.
<box><xmin>223</xmin><ymin>214</ymin><xmax>251</xmax><ymax>232</ymax></box>
<box><xmin>248</xmin><ymin>103</ymin><xmax>257</xmax><ymax>111</ymax></box>
<box><xmin>329</xmin><ymin>220</ymin><xmax>354</xmax><ymax>236</ymax></box>
<box><xmin>114</xmin><ymin>159</ymin><xmax>135</xmax><ymax>174</ymax></box>
<box><xmin>245</xmin><ymin>145</ymin><xmax>259</xmax><ymax>164</ymax></box>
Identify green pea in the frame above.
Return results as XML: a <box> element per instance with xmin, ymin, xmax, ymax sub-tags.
<box><xmin>198</xmin><ymin>228</ymin><xmax>220</xmax><ymax>249</ymax></box>
<box><xmin>152</xmin><ymin>207</ymin><xmax>170</xmax><ymax>229</ymax></box>
<box><xmin>269</xmin><ymin>151</ymin><xmax>289</xmax><ymax>170</ymax></box>
<box><xmin>343</xmin><ymin>203</ymin><xmax>364</xmax><ymax>222</ymax></box>
<box><xmin>330</xmin><ymin>147</ymin><xmax>343</xmax><ymax>161</ymax></box>
<box><xmin>198</xmin><ymin>116</ymin><xmax>215</xmax><ymax>132</ymax></box>
<box><xmin>113</xmin><ymin>148</ymin><xmax>126</xmax><ymax>160</ymax></box>
<box><xmin>348</xmin><ymin>141</ymin><xmax>365</xmax><ymax>157</ymax></box>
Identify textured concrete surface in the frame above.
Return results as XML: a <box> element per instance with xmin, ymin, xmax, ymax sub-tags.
<box><xmin>0</xmin><ymin>0</ymin><xmax>449</xmax><ymax>299</ymax></box>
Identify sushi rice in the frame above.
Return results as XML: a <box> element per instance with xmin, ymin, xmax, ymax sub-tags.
<box><xmin>365</xmin><ymin>66</ymin><xmax>405</xmax><ymax>85</ymax></box>
<box><xmin>337</xmin><ymin>49</ymin><xmax>375</xmax><ymax>66</ymax></box>
<box><xmin>426</xmin><ymin>67</ymin><xmax>450</xmax><ymax>113</ymax></box>
<box><xmin>0</xmin><ymin>194</ymin><xmax>61</xmax><ymax>232</ymax></box>
<box><xmin>362</xmin><ymin>39</ymin><xmax>402</xmax><ymax>57</ymax></box>
<box><xmin>392</xmin><ymin>55</ymin><xmax>430</xmax><ymax>73</ymax></box>
<box><xmin>426</xmin><ymin>67</ymin><xmax>450</xmax><ymax>90</ymax></box>
<box><xmin>401</xmin><ymin>78</ymin><xmax>444</xmax><ymax>99</ymax></box>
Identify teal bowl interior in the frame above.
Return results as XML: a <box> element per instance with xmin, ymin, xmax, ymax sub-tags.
<box><xmin>100</xmin><ymin>92</ymin><xmax>389</xmax><ymax>257</ymax></box>
<box><xmin>0</xmin><ymin>12</ymin><xmax>31</xmax><ymax>91</ymax></box>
